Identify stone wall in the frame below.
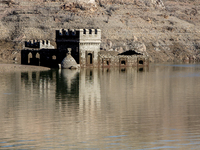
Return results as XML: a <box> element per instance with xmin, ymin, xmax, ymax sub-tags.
<box><xmin>79</xmin><ymin>43</ymin><xmax>100</xmax><ymax>67</ymax></box>
<box><xmin>22</xmin><ymin>28</ymin><xmax>149</xmax><ymax>68</ymax></box>
<box><xmin>21</xmin><ymin>49</ymin><xmax>68</xmax><ymax>68</ymax></box>
<box><xmin>99</xmin><ymin>51</ymin><xmax>149</xmax><ymax>68</ymax></box>
<box><xmin>56</xmin><ymin>29</ymin><xmax>101</xmax><ymax>67</ymax></box>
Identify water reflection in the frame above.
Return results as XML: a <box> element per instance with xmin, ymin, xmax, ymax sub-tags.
<box><xmin>55</xmin><ymin>69</ymin><xmax>79</xmax><ymax>111</ymax></box>
<box><xmin>0</xmin><ymin>64</ymin><xmax>200</xmax><ymax>149</ymax></box>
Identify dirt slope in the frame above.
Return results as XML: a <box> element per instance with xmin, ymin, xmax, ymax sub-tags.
<box><xmin>0</xmin><ymin>0</ymin><xmax>200</xmax><ymax>63</ymax></box>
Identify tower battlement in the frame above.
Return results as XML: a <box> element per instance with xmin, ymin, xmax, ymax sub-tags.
<box><xmin>79</xmin><ymin>29</ymin><xmax>101</xmax><ymax>35</ymax></box>
<box><xmin>24</xmin><ymin>40</ymin><xmax>54</xmax><ymax>49</ymax></box>
<box><xmin>57</xmin><ymin>29</ymin><xmax>101</xmax><ymax>36</ymax></box>
<box><xmin>56</xmin><ymin>29</ymin><xmax>101</xmax><ymax>43</ymax></box>
<box><xmin>57</xmin><ymin>29</ymin><xmax>78</xmax><ymax>36</ymax></box>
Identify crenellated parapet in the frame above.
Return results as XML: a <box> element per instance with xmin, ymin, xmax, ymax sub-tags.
<box><xmin>56</xmin><ymin>29</ymin><xmax>79</xmax><ymax>42</ymax></box>
<box><xmin>79</xmin><ymin>29</ymin><xmax>101</xmax><ymax>35</ymax></box>
<box><xmin>57</xmin><ymin>29</ymin><xmax>78</xmax><ymax>36</ymax></box>
<box><xmin>24</xmin><ymin>40</ymin><xmax>54</xmax><ymax>49</ymax></box>
<box><xmin>79</xmin><ymin>29</ymin><xmax>101</xmax><ymax>43</ymax></box>
<box><xmin>24</xmin><ymin>40</ymin><xmax>40</xmax><ymax>48</ymax></box>
<box><xmin>56</xmin><ymin>29</ymin><xmax>101</xmax><ymax>43</ymax></box>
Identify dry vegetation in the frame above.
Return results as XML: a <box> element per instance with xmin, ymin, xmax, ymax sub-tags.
<box><xmin>0</xmin><ymin>0</ymin><xmax>200</xmax><ymax>63</ymax></box>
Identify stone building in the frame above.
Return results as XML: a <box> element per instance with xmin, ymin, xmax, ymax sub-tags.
<box><xmin>21</xmin><ymin>29</ymin><xmax>149</xmax><ymax>68</ymax></box>
<box><xmin>56</xmin><ymin>29</ymin><xmax>101</xmax><ymax>68</ymax></box>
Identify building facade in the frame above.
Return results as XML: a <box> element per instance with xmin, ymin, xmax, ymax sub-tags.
<box><xmin>21</xmin><ymin>29</ymin><xmax>149</xmax><ymax>68</ymax></box>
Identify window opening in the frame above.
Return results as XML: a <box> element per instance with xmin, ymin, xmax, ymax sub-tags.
<box><xmin>28</xmin><ymin>52</ymin><xmax>32</xmax><ymax>64</ymax></box>
<box><xmin>121</xmin><ymin>60</ymin><xmax>126</xmax><ymax>65</ymax></box>
<box><xmin>36</xmin><ymin>53</ymin><xmax>40</xmax><ymax>59</ymax></box>
<box><xmin>88</xmin><ymin>53</ymin><xmax>93</xmax><ymax>64</ymax></box>
<box><xmin>139</xmin><ymin>60</ymin><xmax>143</xmax><ymax>64</ymax></box>
<box><xmin>107</xmin><ymin>61</ymin><xmax>109</xmax><ymax>65</ymax></box>
<box><xmin>52</xmin><ymin>55</ymin><xmax>56</xmax><ymax>60</ymax></box>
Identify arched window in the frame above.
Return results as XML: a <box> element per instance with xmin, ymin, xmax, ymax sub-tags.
<box><xmin>52</xmin><ymin>55</ymin><xmax>56</xmax><ymax>60</ymax></box>
<box><xmin>87</xmin><ymin>53</ymin><xmax>93</xmax><ymax>64</ymax></box>
<box><xmin>28</xmin><ymin>52</ymin><xmax>32</xmax><ymax>64</ymax></box>
<box><xmin>36</xmin><ymin>53</ymin><xmax>40</xmax><ymax>59</ymax></box>
<box><xmin>121</xmin><ymin>60</ymin><xmax>126</xmax><ymax>65</ymax></box>
<box><xmin>139</xmin><ymin>60</ymin><xmax>143</xmax><ymax>64</ymax></box>
<box><xmin>107</xmin><ymin>61</ymin><xmax>109</xmax><ymax>65</ymax></box>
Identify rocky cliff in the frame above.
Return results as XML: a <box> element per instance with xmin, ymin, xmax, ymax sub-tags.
<box><xmin>0</xmin><ymin>0</ymin><xmax>200</xmax><ymax>63</ymax></box>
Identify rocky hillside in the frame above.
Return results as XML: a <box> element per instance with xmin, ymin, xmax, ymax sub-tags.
<box><xmin>0</xmin><ymin>0</ymin><xmax>200</xmax><ymax>63</ymax></box>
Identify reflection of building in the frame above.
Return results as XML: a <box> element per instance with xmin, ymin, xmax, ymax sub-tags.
<box><xmin>21</xmin><ymin>71</ymin><xmax>57</xmax><ymax>98</ymax></box>
<box><xmin>79</xmin><ymin>68</ymin><xmax>101</xmax><ymax>113</ymax></box>
<box><xmin>2</xmin><ymin>66</ymin><xmax>200</xmax><ymax>149</ymax></box>
<box><xmin>56</xmin><ymin>69</ymin><xmax>79</xmax><ymax>100</ymax></box>
<box><xmin>21</xmin><ymin>29</ymin><xmax>149</xmax><ymax>68</ymax></box>
<box><xmin>59</xmin><ymin>68</ymin><xmax>101</xmax><ymax>121</ymax></box>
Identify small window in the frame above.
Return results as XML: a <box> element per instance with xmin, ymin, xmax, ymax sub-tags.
<box><xmin>36</xmin><ymin>53</ymin><xmax>40</xmax><ymax>58</ymax></box>
<box><xmin>28</xmin><ymin>52</ymin><xmax>32</xmax><ymax>64</ymax></box>
<box><xmin>87</xmin><ymin>53</ymin><xmax>93</xmax><ymax>64</ymax></box>
<box><xmin>107</xmin><ymin>61</ymin><xmax>109</xmax><ymax>65</ymax></box>
<box><xmin>139</xmin><ymin>60</ymin><xmax>143</xmax><ymax>64</ymax></box>
<box><xmin>52</xmin><ymin>55</ymin><xmax>56</xmax><ymax>60</ymax></box>
<box><xmin>121</xmin><ymin>60</ymin><xmax>126</xmax><ymax>65</ymax></box>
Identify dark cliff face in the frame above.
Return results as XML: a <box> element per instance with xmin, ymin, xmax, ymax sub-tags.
<box><xmin>0</xmin><ymin>0</ymin><xmax>200</xmax><ymax>63</ymax></box>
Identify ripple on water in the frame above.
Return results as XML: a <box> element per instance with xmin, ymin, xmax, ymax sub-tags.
<box><xmin>0</xmin><ymin>66</ymin><xmax>200</xmax><ymax>149</ymax></box>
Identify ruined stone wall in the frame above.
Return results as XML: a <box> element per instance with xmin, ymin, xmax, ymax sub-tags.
<box><xmin>99</xmin><ymin>52</ymin><xmax>149</xmax><ymax>67</ymax></box>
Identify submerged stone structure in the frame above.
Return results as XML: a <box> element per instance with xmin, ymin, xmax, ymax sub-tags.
<box><xmin>21</xmin><ymin>29</ymin><xmax>149</xmax><ymax>68</ymax></box>
<box><xmin>61</xmin><ymin>48</ymin><xmax>79</xmax><ymax>69</ymax></box>
<box><xmin>56</xmin><ymin>29</ymin><xmax>101</xmax><ymax>68</ymax></box>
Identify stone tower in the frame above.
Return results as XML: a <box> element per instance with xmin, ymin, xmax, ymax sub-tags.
<box><xmin>56</xmin><ymin>29</ymin><xmax>101</xmax><ymax>68</ymax></box>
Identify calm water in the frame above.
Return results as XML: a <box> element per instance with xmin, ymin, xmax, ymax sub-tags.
<box><xmin>0</xmin><ymin>64</ymin><xmax>200</xmax><ymax>149</ymax></box>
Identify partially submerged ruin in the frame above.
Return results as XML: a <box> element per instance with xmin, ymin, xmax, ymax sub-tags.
<box><xmin>21</xmin><ymin>29</ymin><xmax>149</xmax><ymax>68</ymax></box>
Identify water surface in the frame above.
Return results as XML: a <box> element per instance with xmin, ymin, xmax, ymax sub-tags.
<box><xmin>0</xmin><ymin>64</ymin><xmax>200</xmax><ymax>149</ymax></box>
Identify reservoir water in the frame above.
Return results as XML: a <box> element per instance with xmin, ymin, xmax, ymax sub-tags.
<box><xmin>0</xmin><ymin>63</ymin><xmax>200</xmax><ymax>149</ymax></box>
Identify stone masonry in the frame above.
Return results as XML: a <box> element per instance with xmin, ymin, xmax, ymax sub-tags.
<box><xmin>21</xmin><ymin>29</ymin><xmax>149</xmax><ymax>68</ymax></box>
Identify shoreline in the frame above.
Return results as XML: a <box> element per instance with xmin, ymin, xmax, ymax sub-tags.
<box><xmin>0</xmin><ymin>63</ymin><xmax>51</xmax><ymax>72</ymax></box>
